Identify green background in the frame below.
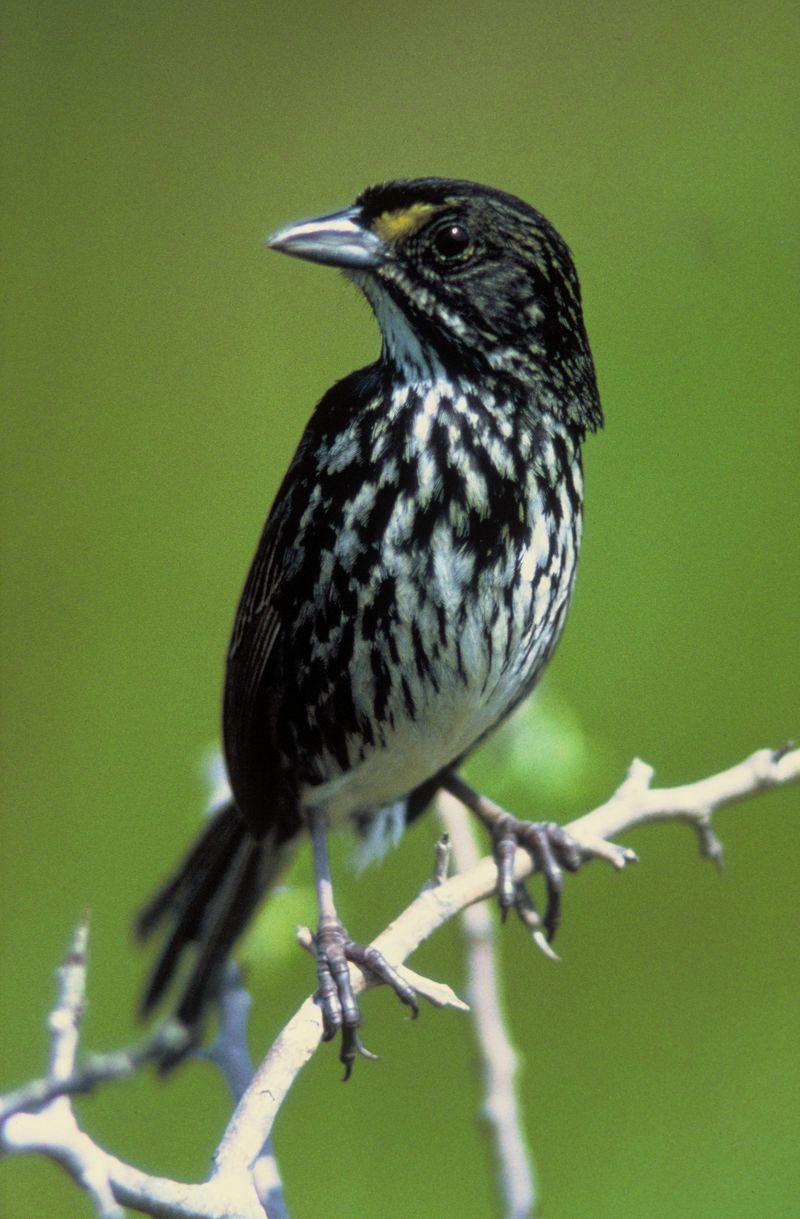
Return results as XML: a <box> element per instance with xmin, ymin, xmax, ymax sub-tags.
<box><xmin>2</xmin><ymin>2</ymin><xmax>798</xmax><ymax>1216</ymax></box>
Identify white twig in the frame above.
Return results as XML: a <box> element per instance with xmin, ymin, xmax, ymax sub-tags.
<box><xmin>439</xmin><ymin>792</ymin><xmax>536</xmax><ymax>1219</ymax></box>
<box><xmin>567</xmin><ymin>745</ymin><xmax>798</xmax><ymax>860</ymax></box>
<box><xmin>1</xmin><ymin>745</ymin><xmax>797</xmax><ymax>1218</ymax></box>
<box><xmin>1</xmin><ymin>917</ymin><xmax>125</xmax><ymax>1219</ymax></box>
<box><xmin>201</xmin><ymin>966</ymin><xmax>289</xmax><ymax>1219</ymax></box>
<box><xmin>1</xmin><ymin>930</ymin><xmax>266</xmax><ymax>1219</ymax></box>
<box><xmin>211</xmin><ymin>746</ymin><xmax>799</xmax><ymax>1184</ymax></box>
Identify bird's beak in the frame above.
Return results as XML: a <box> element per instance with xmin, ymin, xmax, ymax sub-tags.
<box><xmin>266</xmin><ymin>206</ymin><xmax>387</xmax><ymax>269</ymax></box>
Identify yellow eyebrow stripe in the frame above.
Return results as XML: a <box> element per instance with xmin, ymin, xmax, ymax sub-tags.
<box><xmin>372</xmin><ymin>202</ymin><xmax>440</xmax><ymax>244</ymax></box>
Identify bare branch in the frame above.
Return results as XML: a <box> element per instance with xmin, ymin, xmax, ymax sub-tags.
<box><xmin>1</xmin><ymin>927</ymin><xmax>266</xmax><ymax>1219</ymax></box>
<box><xmin>566</xmin><ymin>745</ymin><xmax>798</xmax><ymax>856</ymax></box>
<box><xmin>1</xmin><ymin>745</ymin><xmax>796</xmax><ymax>1218</ymax></box>
<box><xmin>0</xmin><ymin>1024</ymin><xmax>190</xmax><ymax>1125</ymax></box>
<box><xmin>201</xmin><ymin>966</ymin><xmax>289</xmax><ymax>1219</ymax></box>
<box><xmin>439</xmin><ymin>792</ymin><xmax>536</xmax><ymax>1219</ymax></box>
<box><xmin>1</xmin><ymin>918</ymin><xmax>124</xmax><ymax>1219</ymax></box>
<box><xmin>211</xmin><ymin>745</ymin><xmax>799</xmax><ymax>1182</ymax></box>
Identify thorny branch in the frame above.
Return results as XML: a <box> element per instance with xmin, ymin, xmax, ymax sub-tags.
<box><xmin>1</xmin><ymin>745</ymin><xmax>797</xmax><ymax>1219</ymax></box>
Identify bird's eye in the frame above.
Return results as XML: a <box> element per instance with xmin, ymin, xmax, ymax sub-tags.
<box><xmin>431</xmin><ymin>222</ymin><xmax>472</xmax><ymax>261</ymax></box>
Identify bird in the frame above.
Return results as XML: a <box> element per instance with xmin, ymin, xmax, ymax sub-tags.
<box><xmin>137</xmin><ymin>176</ymin><xmax>625</xmax><ymax>1077</ymax></box>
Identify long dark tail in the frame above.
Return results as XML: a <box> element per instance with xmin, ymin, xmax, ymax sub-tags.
<box><xmin>136</xmin><ymin>800</ymin><xmax>293</xmax><ymax>1039</ymax></box>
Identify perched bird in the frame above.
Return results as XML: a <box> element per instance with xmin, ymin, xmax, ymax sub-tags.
<box><xmin>138</xmin><ymin>177</ymin><xmax>623</xmax><ymax>1076</ymax></box>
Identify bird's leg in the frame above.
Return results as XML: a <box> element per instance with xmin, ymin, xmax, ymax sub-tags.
<box><xmin>308</xmin><ymin>808</ymin><xmax>418</xmax><ymax>1079</ymax></box>
<box><xmin>308</xmin><ymin>808</ymin><xmax>364</xmax><ymax>1065</ymax></box>
<box><xmin>442</xmin><ymin>773</ymin><xmax>636</xmax><ymax>942</ymax></box>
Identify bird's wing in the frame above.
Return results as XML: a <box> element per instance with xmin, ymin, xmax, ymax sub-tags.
<box><xmin>222</xmin><ymin>429</ymin><xmax>314</xmax><ymax>822</ymax></box>
<box><xmin>222</xmin><ymin>364</ymin><xmax>384</xmax><ymax>829</ymax></box>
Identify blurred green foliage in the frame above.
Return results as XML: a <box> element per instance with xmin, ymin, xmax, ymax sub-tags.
<box><xmin>2</xmin><ymin>2</ymin><xmax>798</xmax><ymax>1216</ymax></box>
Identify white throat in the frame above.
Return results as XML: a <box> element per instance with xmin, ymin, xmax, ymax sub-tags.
<box><xmin>352</xmin><ymin>272</ymin><xmax>446</xmax><ymax>382</ymax></box>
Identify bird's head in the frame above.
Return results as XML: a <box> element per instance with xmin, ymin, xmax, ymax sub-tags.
<box><xmin>267</xmin><ymin>178</ymin><xmax>601</xmax><ymax>432</ymax></box>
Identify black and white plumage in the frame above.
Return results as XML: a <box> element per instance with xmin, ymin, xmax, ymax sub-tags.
<box><xmin>138</xmin><ymin>178</ymin><xmax>604</xmax><ymax>1074</ymax></box>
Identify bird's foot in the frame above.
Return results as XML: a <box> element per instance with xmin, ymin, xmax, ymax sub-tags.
<box><xmin>313</xmin><ymin>917</ymin><xmax>418</xmax><ymax>1080</ymax></box>
<box><xmin>492</xmin><ymin>813</ymin><xmax>636</xmax><ymax>943</ymax></box>
<box><xmin>443</xmin><ymin>773</ymin><xmax>636</xmax><ymax>947</ymax></box>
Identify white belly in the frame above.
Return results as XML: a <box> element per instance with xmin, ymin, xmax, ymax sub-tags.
<box><xmin>303</xmin><ymin>509</ymin><xmax>577</xmax><ymax>826</ymax></box>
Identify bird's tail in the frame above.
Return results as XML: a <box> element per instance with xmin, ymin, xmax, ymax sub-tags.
<box><xmin>136</xmin><ymin>800</ymin><xmax>294</xmax><ymax>1043</ymax></box>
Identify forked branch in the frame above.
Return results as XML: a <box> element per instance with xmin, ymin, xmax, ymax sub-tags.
<box><xmin>1</xmin><ymin>745</ymin><xmax>797</xmax><ymax>1219</ymax></box>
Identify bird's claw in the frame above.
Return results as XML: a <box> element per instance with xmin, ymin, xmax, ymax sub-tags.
<box><xmin>493</xmin><ymin>815</ymin><xmax>627</xmax><ymax>943</ymax></box>
<box><xmin>510</xmin><ymin>880</ymin><xmax>560</xmax><ymax>959</ymax></box>
<box><xmin>313</xmin><ymin>919</ymin><xmax>418</xmax><ymax>1080</ymax></box>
